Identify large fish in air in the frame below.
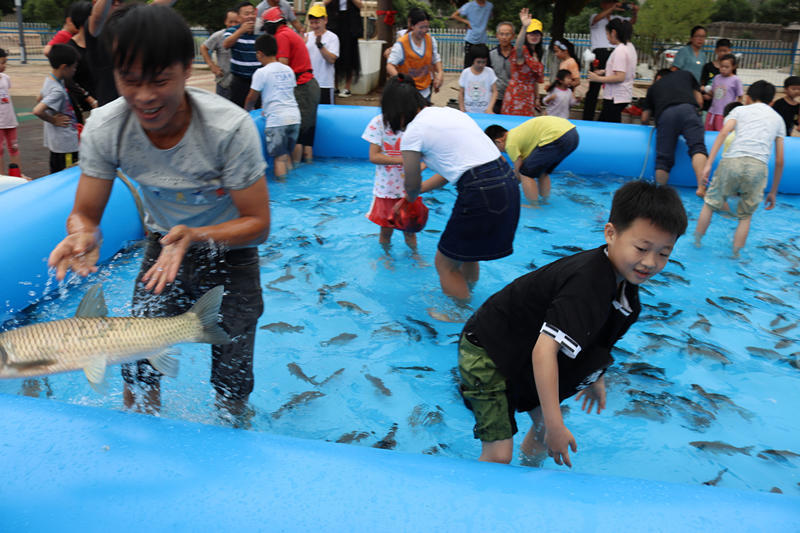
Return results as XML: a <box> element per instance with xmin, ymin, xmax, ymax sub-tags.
<box><xmin>0</xmin><ymin>285</ymin><xmax>231</xmax><ymax>390</ymax></box>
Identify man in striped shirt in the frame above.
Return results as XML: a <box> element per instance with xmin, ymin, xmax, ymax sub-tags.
<box><xmin>224</xmin><ymin>2</ymin><xmax>261</xmax><ymax>107</ymax></box>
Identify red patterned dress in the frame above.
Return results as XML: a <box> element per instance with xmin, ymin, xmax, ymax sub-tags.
<box><xmin>501</xmin><ymin>46</ymin><xmax>544</xmax><ymax>116</ymax></box>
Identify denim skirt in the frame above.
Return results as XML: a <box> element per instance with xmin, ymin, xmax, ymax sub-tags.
<box><xmin>438</xmin><ymin>157</ymin><xmax>520</xmax><ymax>262</ymax></box>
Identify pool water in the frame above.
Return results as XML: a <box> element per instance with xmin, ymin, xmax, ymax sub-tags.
<box><xmin>2</xmin><ymin>158</ymin><xmax>799</xmax><ymax>495</ymax></box>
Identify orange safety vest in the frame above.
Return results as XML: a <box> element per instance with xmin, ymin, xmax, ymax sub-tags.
<box><xmin>397</xmin><ymin>33</ymin><xmax>433</xmax><ymax>91</ymax></box>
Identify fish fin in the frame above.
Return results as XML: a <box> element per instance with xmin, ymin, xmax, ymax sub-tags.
<box><xmin>148</xmin><ymin>348</ymin><xmax>180</xmax><ymax>378</ymax></box>
<box><xmin>188</xmin><ymin>286</ymin><xmax>232</xmax><ymax>345</ymax></box>
<box><xmin>75</xmin><ymin>284</ymin><xmax>108</xmax><ymax>318</ymax></box>
<box><xmin>83</xmin><ymin>357</ymin><xmax>107</xmax><ymax>390</ymax></box>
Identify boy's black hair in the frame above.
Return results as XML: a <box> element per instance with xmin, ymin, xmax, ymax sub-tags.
<box><xmin>747</xmin><ymin>80</ymin><xmax>775</xmax><ymax>103</ymax></box>
<box><xmin>234</xmin><ymin>1</ymin><xmax>254</xmax><ymax>13</ymax></box>
<box><xmin>716</xmin><ymin>38</ymin><xmax>732</xmax><ymax>49</ymax></box>
<box><xmin>255</xmin><ymin>33</ymin><xmax>277</xmax><ymax>57</ymax></box>
<box><xmin>719</xmin><ymin>53</ymin><xmax>737</xmax><ymax>66</ymax></box>
<box><xmin>111</xmin><ymin>4</ymin><xmax>194</xmax><ymax>81</ymax></box>
<box><xmin>484</xmin><ymin>124</ymin><xmax>508</xmax><ymax>141</ymax></box>
<box><xmin>467</xmin><ymin>43</ymin><xmax>489</xmax><ymax>65</ymax></box>
<box><xmin>407</xmin><ymin>7</ymin><xmax>429</xmax><ymax>27</ymax></box>
<box><xmin>609</xmin><ymin>181</ymin><xmax>688</xmax><ymax>237</ymax></box>
<box><xmin>784</xmin><ymin>75</ymin><xmax>800</xmax><ymax>88</ymax></box>
<box><xmin>606</xmin><ymin>18</ymin><xmax>632</xmax><ymax>44</ymax></box>
<box><xmin>0</xmin><ymin>48</ymin><xmax>7</xmax><ymax>59</ymax></box>
<box><xmin>381</xmin><ymin>74</ymin><xmax>428</xmax><ymax>132</ymax></box>
<box><xmin>655</xmin><ymin>68</ymin><xmax>672</xmax><ymax>80</ymax></box>
<box><xmin>68</xmin><ymin>1</ymin><xmax>92</xmax><ymax>30</ymax></box>
<box><xmin>723</xmin><ymin>101</ymin><xmax>742</xmax><ymax>117</ymax></box>
<box><xmin>48</xmin><ymin>43</ymin><xmax>79</xmax><ymax>69</ymax></box>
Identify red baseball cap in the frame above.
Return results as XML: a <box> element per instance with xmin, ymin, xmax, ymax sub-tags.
<box><xmin>263</xmin><ymin>6</ymin><xmax>284</xmax><ymax>22</ymax></box>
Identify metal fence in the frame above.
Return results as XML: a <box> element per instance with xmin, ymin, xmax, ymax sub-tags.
<box><xmin>432</xmin><ymin>29</ymin><xmax>797</xmax><ymax>85</ymax></box>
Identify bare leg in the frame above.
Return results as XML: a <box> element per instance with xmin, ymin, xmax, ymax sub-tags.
<box><xmin>538</xmin><ymin>173</ymin><xmax>551</xmax><ymax>203</ymax></box>
<box><xmin>292</xmin><ymin>144</ymin><xmax>302</xmax><ymax>164</ymax></box>
<box><xmin>520</xmin><ymin>407</ymin><xmax>547</xmax><ymax>456</ymax></box>
<box><xmin>123</xmin><ymin>381</ymin><xmax>161</xmax><ymax>414</ymax></box>
<box><xmin>694</xmin><ymin>203</ymin><xmax>714</xmax><ymax>247</ymax></box>
<box><xmin>691</xmin><ymin>152</ymin><xmax>708</xmax><ymax>197</ymax></box>
<box><xmin>520</xmin><ymin>176</ymin><xmax>540</xmax><ymax>205</ymax></box>
<box><xmin>461</xmin><ymin>261</ymin><xmax>479</xmax><ymax>285</ymax></box>
<box><xmin>379</xmin><ymin>226</ymin><xmax>393</xmax><ymax>245</ymax></box>
<box><xmin>654</xmin><ymin>169</ymin><xmax>670</xmax><ymax>185</ymax></box>
<box><xmin>402</xmin><ymin>231</ymin><xmax>417</xmax><ymax>250</ymax></box>
<box><xmin>479</xmin><ymin>438</ymin><xmax>514</xmax><ymax>463</ymax></box>
<box><xmin>732</xmin><ymin>215</ymin><xmax>752</xmax><ymax>257</ymax></box>
<box><xmin>273</xmin><ymin>155</ymin><xmax>290</xmax><ymax>178</ymax></box>
<box><xmin>434</xmin><ymin>250</ymin><xmax>470</xmax><ymax>300</ymax></box>
<box><xmin>303</xmin><ymin>145</ymin><xmax>313</xmax><ymax>163</ymax></box>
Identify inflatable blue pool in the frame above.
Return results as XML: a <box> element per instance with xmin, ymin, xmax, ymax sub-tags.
<box><xmin>1</xmin><ymin>106</ymin><xmax>799</xmax><ymax>530</ymax></box>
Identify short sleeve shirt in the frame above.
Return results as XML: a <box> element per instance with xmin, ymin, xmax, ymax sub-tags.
<box><xmin>251</xmin><ymin>62</ymin><xmax>300</xmax><ymax>127</ymax></box>
<box><xmin>723</xmin><ymin>103</ymin><xmax>785</xmax><ymax>164</ymax></box>
<box><xmin>203</xmin><ymin>29</ymin><xmax>233</xmax><ymax>75</ymax></box>
<box><xmin>672</xmin><ymin>45</ymin><xmax>707</xmax><ymax>83</ymax></box>
<box><xmin>275</xmin><ymin>25</ymin><xmax>314</xmax><ymax>85</ymax></box>
<box><xmin>361</xmin><ymin>114</ymin><xmax>405</xmax><ymax>198</ymax></box>
<box><xmin>642</xmin><ymin>70</ymin><xmax>700</xmax><ymax>121</ymax></box>
<box><xmin>305</xmin><ymin>30</ymin><xmax>340</xmax><ymax>89</ymax></box>
<box><xmin>400</xmin><ymin>106</ymin><xmax>500</xmax><ymax>183</ymax></box>
<box><xmin>458</xmin><ymin>66</ymin><xmax>497</xmax><ymax>113</ymax></box>
<box><xmin>466</xmin><ymin>246</ymin><xmax>640</xmax><ymax>411</ymax></box>
<box><xmin>589</xmin><ymin>13</ymin><xmax>629</xmax><ymax>49</ymax></box>
<box><xmin>544</xmin><ymin>88</ymin><xmax>577</xmax><ymax>119</ymax></box>
<box><xmin>457</xmin><ymin>1</ymin><xmax>493</xmax><ymax>44</ymax></box>
<box><xmin>223</xmin><ymin>25</ymin><xmax>260</xmax><ymax>78</ymax></box>
<box><xmin>709</xmin><ymin>74</ymin><xmax>743</xmax><ymax>115</ymax></box>
<box><xmin>40</xmin><ymin>75</ymin><xmax>79</xmax><ymax>153</ymax></box>
<box><xmin>488</xmin><ymin>46</ymin><xmax>512</xmax><ymax>98</ymax></box>
<box><xmin>771</xmin><ymin>98</ymin><xmax>799</xmax><ymax>136</ymax></box>
<box><xmin>505</xmin><ymin>116</ymin><xmax>576</xmax><ymax>162</ymax></box>
<box><xmin>79</xmin><ymin>87</ymin><xmax>266</xmax><ymax>237</ymax></box>
<box><xmin>0</xmin><ymin>73</ymin><xmax>18</xmax><ymax>129</ymax></box>
<box><xmin>604</xmin><ymin>42</ymin><xmax>636</xmax><ymax>104</ymax></box>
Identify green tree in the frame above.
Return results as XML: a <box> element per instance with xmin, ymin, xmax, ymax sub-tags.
<box><xmin>711</xmin><ymin>0</ymin><xmax>754</xmax><ymax>22</ymax></box>
<box><xmin>757</xmin><ymin>0</ymin><xmax>800</xmax><ymax>24</ymax></box>
<box><xmin>23</xmin><ymin>0</ymin><xmax>72</xmax><ymax>29</ymax></box>
<box><xmin>172</xmin><ymin>0</ymin><xmax>233</xmax><ymax>32</ymax></box>
<box><xmin>636</xmin><ymin>0</ymin><xmax>712</xmax><ymax>42</ymax></box>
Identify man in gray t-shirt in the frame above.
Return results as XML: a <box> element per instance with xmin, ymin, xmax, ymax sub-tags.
<box><xmin>256</xmin><ymin>0</ymin><xmax>303</xmax><ymax>33</ymax></box>
<box><xmin>201</xmin><ymin>9</ymin><xmax>239</xmax><ymax>100</ymax></box>
<box><xmin>49</xmin><ymin>4</ymin><xmax>270</xmax><ymax>420</ymax></box>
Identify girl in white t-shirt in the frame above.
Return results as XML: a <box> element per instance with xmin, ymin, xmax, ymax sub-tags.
<box><xmin>587</xmin><ymin>18</ymin><xmax>636</xmax><ymax>123</ymax></box>
<box><xmin>543</xmin><ymin>69</ymin><xmax>579</xmax><ymax>119</ymax></box>
<box><xmin>361</xmin><ymin>112</ymin><xmax>420</xmax><ymax>250</ymax></box>
<box><xmin>458</xmin><ymin>44</ymin><xmax>497</xmax><ymax>114</ymax></box>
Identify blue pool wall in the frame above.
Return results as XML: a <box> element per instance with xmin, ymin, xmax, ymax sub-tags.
<box><xmin>1</xmin><ymin>105</ymin><xmax>800</xmax><ymax>530</ymax></box>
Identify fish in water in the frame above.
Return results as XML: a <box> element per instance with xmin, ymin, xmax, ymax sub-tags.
<box><xmin>271</xmin><ymin>390</ymin><xmax>325</xmax><ymax>419</ymax></box>
<box><xmin>770</xmin><ymin>314</ymin><xmax>787</xmax><ymax>327</ymax></box>
<box><xmin>687</xmin><ymin>336</ymin><xmax>732</xmax><ymax>365</ymax></box>
<box><xmin>391</xmin><ymin>365</ymin><xmax>435</xmax><ymax>372</ymax></box>
<box><xmin>260</xmin><ymin>321</ymin><xmax>304</xmax><ymax>333</ymax></box>
<box><xmin>553</xmin><ymin>245</ymin><xmax>584</xmax><ymax>253</ymax></box>
<box><xmin>618</xmin><ymin>362</ymin><xmax>670</xmax><ymax>382</ymax></box>
<box><xmin>318</xmin><ymin>368</ymin><xmax>345</xmax><ymax>386</ymax></box>
<box><xmin>756</xmin><ymin>449</ymin><xmax>800</xmax><ymax>463</ymax></box>
<box><xmin>541</xmin><ymin>250</ymin><xmax>569</xmax><ymax>258</ymax></box>
<box><xmin>615</xmin><ymin>398</ymin><xmax>670</xmax><ymax>422</ymax></box>
<box><xmin>689</xmin><ymin>314</ymin><xmax>711</xmax><ymax>333</ymax></box>
<box><xmin>405</xmin><ymin>316</ymin><xmax>438</xmax><ymax>339</ymax></box>
<box><xmin>668</xmin><ymin>258</ymin><xmax>686</xmax><ymax>270</ymax></box>
<box><xmin>746</xmin><ymin>346</ymin><xmax>782</xmax><ymax>359</ymax></box>
<box><xmin>267</xmin><ymin>267</ymin><xmax>295</xmax><ymax>285</ymax></box>
<box><xmin>690</xmin><ymin>384</ymin><xmax>754</xmax><ymax>420</ymax></box>
<box><xmin>702</xmin><ymin>468</ymin><xmax>728</xmax><ymax>487</ymax></box>
<box><xmin>320</xmin><ymin>333</ymin><xmax>357</xmax><ymax>347</ymax></box>
<box><xmin>746</xmin><ymin>288</ymin><xmax>791</xmax><ymax>307</ymax></box>
<box><xmin>0</xmin><ymin>285</ymin><xmax>229</xmax><ymax>391</ymax></box>
<box><xmin>317</xmin><ymin>281</ymin><xmax>347</xmax><ymax>303</ymax></box>
<box><xmin>525</xmin><ymin>225</ymin><xmax>551</xmax><ymax>234</ymax></box>
<box><xmin>772</xmin><ymin>321</ymin><xmax>798</xmax><ymax>335</ymax></box>
<box><xmin>690</xmin><ymin>441</ymin><xmax>753</xmax><ymax>456</ymax></box>
<box><xmin>427</xmin><ymin>307</ymin><xmax>466</xmax><ymax>323</ymax></box>
<box><xmin>287</xmin><ymin>362</ymin><xmax>318</xmax><ymax>385</ymax></box>
<box><xmin>408</xmin><ymin>404</ymin><xmax>444</xmax><ymax>427</ymax></box>
<box><xmin>372</xmin><ymin>324</ymin><xmax>406</xmax><ymax>337</ymax></box>
<box><xmin>775</xmin><ymin>338</ymin><xmax>794</xmax><ymax>349</ymax></box>
<box><xmin>335</xmin><ymin>430</ymin><xmax>371</xmax><ymax>444</ymax></box>
<box><xmin>336</xmin><ymin>300</ymin><xmax>370</xmax><ymax>315</ymax></box>
<box><xmin>314</xmin><ymin>234</ymin><xmax>325</xmax><ymax>245</ymax></box>
<box><xmin>660</xmin><ymin>272</ymin><xmax>690</xmax><ymax>285</ymax></box>
<box><xmin>373</xmin><ymin>423</ymin><xmax>399</xmax><ymax>449</ymax></box>
<box><xmin>718</xmin><ymin>295</ymin><xmax>752</xmax><ymax>309</ymax></box>
<box><xmin>423</xmin><ymin>228</ymin><xmax>442</xmax><ymax>234</ymax></box>
<box><xmin>769</xmin><ymin>487</ymin><xmax>783</xmax><ymax>494</ymax></box>
<box><xmin>365</xmin><ymin>373</ymin><xmax>392</xmax><ymax>396</ymax></box>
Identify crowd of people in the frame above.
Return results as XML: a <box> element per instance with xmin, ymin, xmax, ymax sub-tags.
<box><xmin>0</xmin><ymin>1</ymin><xmax>796</xmax><ymax>464</ymax></box>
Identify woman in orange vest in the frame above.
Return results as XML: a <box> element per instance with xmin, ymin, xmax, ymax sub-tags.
<box><xmin>501</xmin><ymin>9</ymin><xmax>544</xmax><ymax>116</ymax></box>
<box><xmin>386</xmin><ymin>8</ymin><xmax>444</xmax><ymax>102</ymax></box>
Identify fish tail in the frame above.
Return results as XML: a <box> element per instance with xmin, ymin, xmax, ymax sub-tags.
<box><xmin>188</xmin><ymin>286</ymin><xmax>232</xmax><ymax>345</ymax></box>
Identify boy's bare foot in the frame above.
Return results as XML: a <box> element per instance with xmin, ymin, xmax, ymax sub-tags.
<box><xmin>695</xmin><ymin>186</ymin><xmax>706</xmax><ymax>198</ymax></box>
<box><xmin>693</xmin><ymin>233</ymin><xmax>703</xmax><ymax>248</ymax></box>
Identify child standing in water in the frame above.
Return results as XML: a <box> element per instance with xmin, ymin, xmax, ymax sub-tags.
<box><xmin>543</xmin><ymin>69</ymin><xmax>578</xmax><ymax>119</ymax></box>
<box><xmin>362</xmin><ymin>96</ymin><xmax>419</xmax><ymax>250</ymax></box>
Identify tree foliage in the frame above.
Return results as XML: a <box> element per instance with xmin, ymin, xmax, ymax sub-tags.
<box><xmin>636</xmin><ymin>0</ymin><xmax>712</xmax><ymax>43</ymax></box>
<box><xmin>711</xmin><ymin>0</ymin><xmax>754</xmax><ymax>22</ymax></box>
<box><xmin>172</xmin><ymin>0</ymin><xmax>233</xmax><ymax>32</ymax></box>
<box><xmin>23</xmin><ymin>0</ymin><xmax>72</xmax><ymax>29</ymax></box>
<box><xmin>757</xmin><ymin>0</ymin><xmax>800</xmax><ymax>24</ymax></box>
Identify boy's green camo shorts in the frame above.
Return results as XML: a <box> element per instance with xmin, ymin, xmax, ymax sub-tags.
<box><xmin>458</xmin><ymin>333</ymin><xmax>518</xmax><ymax>442</ymax></box>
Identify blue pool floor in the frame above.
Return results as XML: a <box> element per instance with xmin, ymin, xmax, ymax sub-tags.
<box><xmin>1</xmin><ymin>159</ymin><xmax>799</xmax><ymax>495</ymax></box>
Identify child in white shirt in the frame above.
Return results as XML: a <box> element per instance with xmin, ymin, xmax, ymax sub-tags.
<box><xmin>304</xmin><ymin>4</ymin><xmax>339</xmax><ymax>105</ymax></box>
<box><xmin>458</xmin><ymin>44</ymin><xmax>497</xmax><ymax>114</ymax></box>
<box><xmin>543</xmin><ymin>69</ymin><xmax>579</xmax><ymax>119</ymax></box>
<box><xmin>245</xmin><ymin>33</ymin><xmax>301</xmax><ymax>178</ymax></box>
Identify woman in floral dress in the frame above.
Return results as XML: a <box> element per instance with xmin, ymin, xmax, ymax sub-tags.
<box><xmin>501</xmin><ymin>9</ymin><xmax>544</xmax><ymax>116</ymax></box>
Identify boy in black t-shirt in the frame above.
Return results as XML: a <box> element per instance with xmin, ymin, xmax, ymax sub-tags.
<box><xmin>771</xmin><ymin>76</ymin><xmax>800</xmax><ymax>136</ymax></box>
<box><xmin>458</xmin><ymin>181</ymin><xmax>687</xmax><ymax>467</ymax></box>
